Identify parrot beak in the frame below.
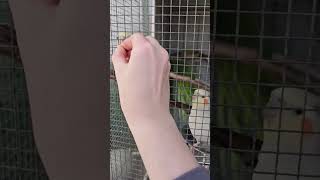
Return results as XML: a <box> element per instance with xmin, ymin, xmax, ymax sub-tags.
<box><xmin>303</xmin><ymin>118</ymin><xmax>313</xmax><ymax>133</ymax></box>
<box><xmin>204</xmin><ymin>98</ymin><xmax>209</xmax><ymax>104</ymax></box>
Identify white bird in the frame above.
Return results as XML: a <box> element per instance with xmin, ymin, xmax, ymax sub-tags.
<box><xmin>253</xmin><ymin>88</ymin><xmax>320</xmax><ymax>180</ymax></box>
<box><xmin>188</xmin><ymin>89</ymin><xmax>210</xmax><ymax>149</ymax></box>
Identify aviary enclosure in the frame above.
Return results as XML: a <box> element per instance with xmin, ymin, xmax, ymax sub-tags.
<box><xmin>213</xmin><ymin>0</ymin><xmax>320</xmax><ymax>180</ymax></box>
<box><xmin>0</xmin><ymin>0</ymin><xmax>211</xmax><ymax>179</ymax></box>
<box><xmin>110</xmin><ymin>0</ymin><xmax>210</xmax><ymax>179</ymax></box>
<box><xmin>1</xmin><ymin>0</ymin><xmax>320</xmax><ymax>180</ymax></box>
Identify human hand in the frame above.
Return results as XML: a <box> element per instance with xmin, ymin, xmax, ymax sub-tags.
<box><xmin>112</xmin><ymin>34</ymin><xmax>199</xmax><ymax>180</ymax></box>
<box><xmin>112</xmin><ymin>33</ymin><xmax>171</xmax><ymax>122</ymax></box>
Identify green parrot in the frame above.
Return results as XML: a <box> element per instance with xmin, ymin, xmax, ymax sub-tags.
<box><xmin>214</xmin><ymin>58</ymin><xmax>277</xmax><ymax>179</ymax></box>
<box><xmin>212</xmin><ymin>0</ymin><xmax>282</xmax><ymax>179</ymax></box>
<box><xmin>168</xmin><ymin>47</ymin><xmax>278</xmax><ymax>180</ymax></box>
<box><xmin>169</xmin><ymin>50</ymin><xmax>209</xmax><ymax>130</ymax></box>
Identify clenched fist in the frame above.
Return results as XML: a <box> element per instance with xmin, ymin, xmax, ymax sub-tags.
<box><xmin>112</xmin><ymin>33</ymin><xmax>171</xmax><ymax>122</ymax></box>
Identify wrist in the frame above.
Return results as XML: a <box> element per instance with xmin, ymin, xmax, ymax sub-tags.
<box><xmin>124</xmin><ymin>109</ymin><xmax>172</xmax><ymax>127</ymax></box>
<box><xmin>125</xmin><ymin>111</ymin><xmax>199</xmax><ymax>180</ymax></box>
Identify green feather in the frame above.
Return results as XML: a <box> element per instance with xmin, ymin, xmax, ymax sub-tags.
<box><xmin>215</xmin><ymin>58</ymin><xmax>278</xmax><ymax>179</ymax></box>
<box><xmin>169</xmin><ymin>50</ymin><xmax>209</xmax><ymax>125</ymax></box>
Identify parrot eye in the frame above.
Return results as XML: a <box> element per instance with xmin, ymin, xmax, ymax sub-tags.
<box><xmin>201</xmin><ymin>96</ymin><xmax>206</xmax><ymax>98</ymax></box>
<box><xmin>295</xmin><ymin>109</ymin><xmax>303</xmax><ymax>115</ymax></box>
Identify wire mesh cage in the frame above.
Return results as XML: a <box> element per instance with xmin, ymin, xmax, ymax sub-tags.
<box><xmin>0</xmin><ymin>1</ymin><xmax>49</xmax><ymax>180</ymax></box>
<box><xmin>110</xmin><ymin>0</ymin><xmax>210</xmax><ymax>179</ymax></box>
<box><xmin>1</xmin><ymin>0</ymin><xmax>320</xmax><ymax>179</ymax></box>
<box><xmin>213</xmin><ymin>0</ymin><xmax>320</xmax><ymax>180</ymax></box>
<box><xmin>0</xmin><ymin>0</ymin><xmax>210</xmax><ymax>179</ymax></box>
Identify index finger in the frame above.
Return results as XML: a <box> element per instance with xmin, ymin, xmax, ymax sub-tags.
<box><xmin>121</xmin><ymin>33</ymin><xmax>147</xmax><ymax>51</ymax></box>
<box><xmin>112</xmin><ymin>44</ymin><xmax>128</xmax><ymax>64</ymax></box>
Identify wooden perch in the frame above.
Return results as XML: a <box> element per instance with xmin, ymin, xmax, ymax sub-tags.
<box><xmin>214</xmin><ymin>40</ymin><xmax>320</xmax><ymax>84</ymax></box>
<box><xmin>110</xmin><ymin>69</ymin><xmax>210</xmax><ymax>91</ymax></box>
<box><xmin>273</xmin><ymin>53</ymin><xmax>320</xmax><ymax>82</ymax></box>
<box><xmin>213</xmin><ymin>127</ymin><xmax>263</xmax><ymax>168</ymax></box>
<box><xmin>213</xmin><ymin>127</ymin><xmax>263</xmax><ymax>151</ymax></box>
<box><xmin>183</xmin><ymin>124</ymin><xmax>262</xmax><ymax>168</ymax></box>
<box><xmin>111</xmin><ymin>69</ymin><xmax>193</xmax><ymax>111</ymax></box>
<box><xmin>170</xmin><ymin>100</ymin><xmax>192</xmax><ymax>113</ymax></box>
<box><xmin>169</xmin><ymin>72</ymin><xmax>210</xmax><ymax>91</ymax></box>
<box><xmin>214</xmin><ymin>40</ymin><xmax>258</xmax><ymax>62</ymax></box>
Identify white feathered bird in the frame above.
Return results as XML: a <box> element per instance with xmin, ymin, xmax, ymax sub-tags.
<box><xmin>253</xmin><ymin>88</ymin><xmax>320</xmax><ymax>180</ymax></box>
<box><xmin>188</xmin><ymin>89</ymin><xmax>210</xmax><ymax>148</ymax></box>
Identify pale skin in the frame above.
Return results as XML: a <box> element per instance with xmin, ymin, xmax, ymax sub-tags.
<box><xmin>112</xmin><ymin>33</ymin><xmax>199</xmax><ymax>180</ymax></box>
<box><xmin>8</xmin><ymin>0</ymin><xmax>199</xmax><ymax>180</ymax></box>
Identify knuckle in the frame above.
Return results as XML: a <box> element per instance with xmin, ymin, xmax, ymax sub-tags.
<box><xmin>163</xmin><ymin>59</ymin><xmax>171</xmax><ymax>69</ymax></box>
<box><xmin>162</xmin><ymin>49</ymin><xmax>169</xmax><ymax>60</ymax></box>
<box><xmin>140</xmin><ymin>40</ymin><xmax>153</xmax><ymax>50</ymax></box>
<box><xmin>132</xmin><ymin>32</ymin><xmax>145</xmax><ymax>40</ymax></box>
<box><xmin>131</xmin><ymin>37</ymin><xmax>152</xmax><ymax>52</ymax></box>
<box><xmin>161</xmin><ymin>47</ymin><xmax>168</xmax><ymax>54</ymax></box>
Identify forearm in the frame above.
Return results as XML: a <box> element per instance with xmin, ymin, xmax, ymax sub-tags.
<box><xmin>127</xmin><ymin>113</ymin><xmax>199</xmax><ymax>180</ymax></box>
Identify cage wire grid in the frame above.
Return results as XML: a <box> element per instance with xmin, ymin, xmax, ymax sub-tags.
<box><xmin>110</xmin><ymin>0</ymin><xmax>210</xmax><ymax>179</ymax></box>
<box><xmin>213</xmin><ymin>0</ymin><xmax>320</xmax><ymax>180</ymax></box>
<box><xmin>0</xmin><ymin>1</ymin><xmax>49</xmax><ymax>180</ymax></box>
<box><xmin>3</xmin><ymin>0</ymin><xmax>320</xmax><ymax>180</ymax></box>
<box><xmin>0</xmin><ymin>0</ymin><xmax>211</xmax><ymax>179</ymax></box>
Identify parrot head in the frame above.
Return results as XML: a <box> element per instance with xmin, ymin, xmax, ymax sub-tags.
<box><xmin>192</xmin><ymin>89</ymin><xmax>210</xmax><ymax>109</ymax></box>
<box><xmin>257</xmin><ymin>89</ymin><xmax>320</xmax><ymax>175</ymax></box>
<box><xmin>263</xmin><ymin>88</ymin><xmax>320</xmax><ymax>135</ymax></box>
